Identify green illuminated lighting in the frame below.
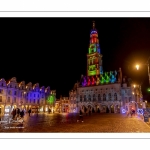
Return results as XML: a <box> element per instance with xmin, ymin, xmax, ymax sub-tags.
<box><xmin>47</xmin><ymin>94</ymin><xmax>55</xmax><ymax>104</ymax></box>
<box><xmin>105</xmin><ymin>73</ymin><xmax>110</xmax><ymax>83</ymax></box>
<box><xmin>88</xmin><ymin>64</ymin><xmax>96</xmax><ymax>76</ymax></box>
<box><xmin>89</xmin><ymin>44</ymin><xmax>96</xmax><ymax>54</ymax></box>
<box><xmin>88</xmin><ymin>70</ymin><xmax>96</xmax><ymax>76</ymax></box>
<box><xmin>148</xmin><ymin>88</ymin><xmax>150</xmax><ymax>92</ymax></box>
<box><xmin>100</xmin><ymin>75</ymin><xmax>105</xmax><ymax>84</ymax></box>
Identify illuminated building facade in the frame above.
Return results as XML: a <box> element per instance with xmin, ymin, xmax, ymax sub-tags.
<box><xmin>0</xmin><ymin>77</ymin><xmax>56</xmax><ymax>115</ymax></box>
<box><xmin>59</xmin><ymin>97</ymin><xmax>70</xmax><ymax>113</ymax></box>
<box><xmin>69</xmin><ymin>22</ymin><xmax>143</xmax><ymax>114</ymax></box>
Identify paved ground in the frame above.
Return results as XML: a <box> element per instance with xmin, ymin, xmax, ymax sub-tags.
<box><xmin>0</xmin><ymin>112</ymin><xmax>150</xmax><ymax>132</ymax></box>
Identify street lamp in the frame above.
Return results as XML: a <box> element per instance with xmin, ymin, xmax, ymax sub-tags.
<box><xmin>135</xmin><ymin>56</ymin><xmax>150</xmax><ymax>85</ymax></box>
<box><xmin>136</xmin><ymin>65</ymin><xmax>139</xmax><ymax>70</ymax></box>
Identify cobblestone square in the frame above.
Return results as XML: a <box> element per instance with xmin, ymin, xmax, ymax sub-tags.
<box><xmin>1</xmin><ymin>113</ymin><xmax>150</xmax><ymax>133</ymax></box>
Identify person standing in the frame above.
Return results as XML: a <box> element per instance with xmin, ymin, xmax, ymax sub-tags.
<box><xmin>11</xmin><ymin>109</ymin><xmax>16</xmax><ymax>120</ymax></box>
<box><xmin>77</xmin><ymin>110</ymin><xmax>84</xmax><ymax>123</ymax></box>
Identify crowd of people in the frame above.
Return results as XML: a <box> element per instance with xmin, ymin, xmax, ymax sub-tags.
<box><xmin>11</xmin><ymin>108</ymin><xmax>32</xmax><ymax>121</ymax></box>
<box><xmin>11</xmin><ymin>108</ymin><xmax>25</xmax><ymax>120</ymax></box>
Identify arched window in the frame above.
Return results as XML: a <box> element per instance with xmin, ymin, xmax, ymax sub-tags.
<box><xmin>114</xmin><ymin>93</ymin><xmax>117</xmax><ymax>100</ymax></box>
<box><xmin>109</xmin><ymin>93</ymin><xmax>111</xmax><ymax>101</ymax></box>
<box><xmin>93</xmin><ymin>94</ymin><xmax>96</xmax><ymax>101</ymax></box>
<box><xmin>80</xmin><ymin>95</ymin><xmax>82</xmax><ymax>102</ymax></box>
<box><xmin>103</xmin><ymin>94</ymin><xmax>106</xmax><ymax>101</ymax></box>
<box><xmin>84</xmin><ymin>95</ymin><xmax>86</xmax><ymax>102</ymax></box>
<box><xmin>88</xmin><ymin>95</ymin><xmax>91</xmax><ymax>101</ymax></box>
<box><xmin>98</xmin><ymin>94</ymin><xmax>101</xmax><ymax>102</ymax></box>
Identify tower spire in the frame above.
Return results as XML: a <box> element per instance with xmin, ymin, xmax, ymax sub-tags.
<box><xmin>92</xmin><ymin>21</ymin><xmax>95</xmax><ymax>29</ymax></box>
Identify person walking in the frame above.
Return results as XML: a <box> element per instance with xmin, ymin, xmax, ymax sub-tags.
<box><xmin>20</xmin><ymin>110</ymin><xmax>25</xmax><ymax>119</ymax></box>
<box><xmin>28</xmin><ymin>109</ymin><xmax>31</xmax><ymax>116</ymax></box>
<box><xmin>11</xmin><ymin>109</ymin><xmax>16</xmax><ymax>120</ymax></box>
<box><xmin>77</xmin><ymin>110</ymin><xmax>84</xmax><ymax>123</ymax></box>
<box><xmin>16</xmin><ymin>108</ymin><xmax>20</xmax><ymax>118</ymax></box>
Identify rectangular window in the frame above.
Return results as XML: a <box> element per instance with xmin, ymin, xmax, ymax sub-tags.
<box><xmin>14</xmin><ymin>97</ymin><xmax>16</xmax><ymax>103</ymax></box>
<box><xmin>14</xmin><ymin>91</ymin><xmax>17</xmax><ymax>95</ymax></box>
<box><xmin>8</xmin><ymin>90</ymin><xmax>11</xmax><ymax>95</ymax></box>
<box><xmin>7</xmin><ymin>97</ymin><xmax>10</xmax><ymax>102</ymax></box>
<box><xmin>0</xmin><ymin>96</ymin><xmax>2</xmax><ymax>102</ymax></box>
<box><xmin>0</xmin><ymin>89</ymin><xmax>3</xmax><ymax>94</ymax></box>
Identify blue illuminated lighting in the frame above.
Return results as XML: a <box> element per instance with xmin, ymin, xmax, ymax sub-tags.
<box><xmin>90</xmin><ymin>30</ymin><xmax>97</xmax><ymax>34</ymax></box>
<box><xmin>137</xmin><ymin>108</ymin><xmax>143</xmax><ymax>115</ymax></box>
<box><xmin>122</xmin><ymin>109</ymin><xmax>126</xmax><ymax>114</ymax></box>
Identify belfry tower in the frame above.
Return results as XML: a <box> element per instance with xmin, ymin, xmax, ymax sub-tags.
<box><xmin>87</xmin><ymin>21</ymin><xmax>103</xmax><ymax>77</ymax></box>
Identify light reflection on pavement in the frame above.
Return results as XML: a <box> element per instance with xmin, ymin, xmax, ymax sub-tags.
<box><xmin>1</xmin><ymin>113</ymin><xmax>150</xmax><ymax>133</ymax></box>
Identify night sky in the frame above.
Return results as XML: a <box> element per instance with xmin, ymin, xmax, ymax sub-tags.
<box><xmin>0</xmin><ymin>18</ymin><xmax>150</xmax><ymax>99</ymax></box>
